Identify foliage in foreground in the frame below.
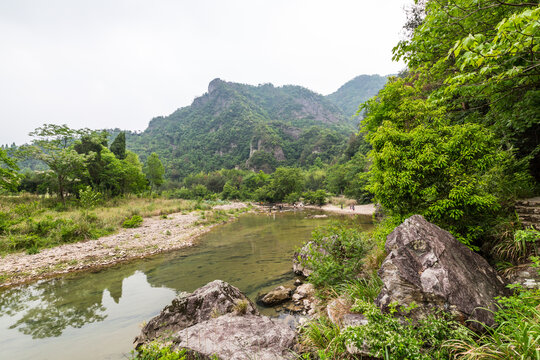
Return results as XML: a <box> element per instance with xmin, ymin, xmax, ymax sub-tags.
<box><xmin>447</xmin><ymin>281</ymin><xmax>540</xmax><ymax>360</ymax></box>
<box><xmin>130</xmin><ymin>343</ymin><xmax>187</xmax><ymax>360</ymax></box>
<box><xmin>301</xmin><ymin>218</ymin><xmax>540</xmax><ymax>360</ymax></box>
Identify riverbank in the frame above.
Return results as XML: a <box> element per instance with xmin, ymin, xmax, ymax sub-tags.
<box><xmin>0</xmin><ymin>202</ymin><xmax>251</xmax><ymax>288</ymax></box>
<box><xmin>303</xmin><ymin>203</ymin><xmax>375</xmax><ymax>216</ymax></box>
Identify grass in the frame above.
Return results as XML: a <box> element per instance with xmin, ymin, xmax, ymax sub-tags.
<box><xmin>0</xmin><ymin>194</ymin><xmax>199</xmax><ymax>255</ymax></box>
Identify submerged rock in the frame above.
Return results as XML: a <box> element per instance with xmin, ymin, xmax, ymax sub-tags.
<box><xmin>134</xmin><ymin>280</ymin><xmax>258</xmax><ymax>348</ymax></box>
<box><xmin>375</xmin><ymin>215</ymin><xmax>508</xmax><ymax>330</ymax></box>
<box><xmin>171</xmin><ymin>314</ymin><xmax>297</xmax><ymax>360</ymax></box>
<box><xmin>259</xmin><ymin>286</ymin><xmax>293</xmax><ymax>306</ymax></box>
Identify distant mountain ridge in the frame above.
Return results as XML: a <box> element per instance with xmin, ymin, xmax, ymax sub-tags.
<box><xmin>115</xmin><ymin>75</ymin><xmax>388</xmax><ymax>180</ymax></box>
<box><xmin>327</xmin><ymin>74</ymin><xmax>389</xmax><ymax>122</ymax></box>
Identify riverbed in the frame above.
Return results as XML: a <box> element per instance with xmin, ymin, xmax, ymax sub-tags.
<box><xmin>0</xmin><ymin>210</ymin><xmax>372</xmax><ymax>360</ymax></box>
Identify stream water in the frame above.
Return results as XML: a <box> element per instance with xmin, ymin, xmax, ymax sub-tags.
<box><xmin>0</xmin><ymin>210</ymin><xmax>373</xmax><ymax>360</ymax></box>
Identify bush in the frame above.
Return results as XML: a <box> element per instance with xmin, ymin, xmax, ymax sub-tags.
<box><xmin>341</xmin><ymin>301</ymin><xmax>468</xmax><ymax>360</ymax></box>
<box><xmin>130</xmin><ymin>343</ymin><xmax>187</xmax><ymax>360</ymax></box>
<box><xmin>302</xmin><ymin>222</ymin><xmax>373</xmax><ymax>288</ymax></box>
<box><xmin>122</xmin><ymin>215</ymin><xmax>143</xmax><ymax>228</ymax></box>
<box><xmin>303</xmin><ymin>190</ymin><xmax>327</xmax><ymax>206</ymax></box>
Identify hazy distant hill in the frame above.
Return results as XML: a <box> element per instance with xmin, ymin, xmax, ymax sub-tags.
<box><xmin>125</xmin><ymin>78</ymin><xmax>355</xmax><ymax>180</ymax></box>
<box><xmin>326</xmin><ymin>74</ymin><xmax>388</xmax><ymax>122</ymax></box>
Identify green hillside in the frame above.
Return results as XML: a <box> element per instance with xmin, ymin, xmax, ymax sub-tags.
<box><xmin>326</xmin><ymin>74</ymin><xmax>388</xmax><ymax>122</ymax></box>
<box><xmin>125</xmin><ymin>78</ymin><xmax>356</xmax><ymax>181</ymax></box>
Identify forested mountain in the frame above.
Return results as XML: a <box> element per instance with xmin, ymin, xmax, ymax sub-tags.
<box><xmin>123</xmin><ymin>78</ymin><xmax>370</xmax><ymax>181</ymax></box>
<box><xmin>326</xmin><ymin>74</ymin><xmax>388</xmax><ymax>122</ymax></box>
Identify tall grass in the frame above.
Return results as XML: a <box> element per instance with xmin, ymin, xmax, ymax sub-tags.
<box><xmin>0</xmin><ymin>194</ymin><xmax>198</xmax><ymax>254</ymax></box>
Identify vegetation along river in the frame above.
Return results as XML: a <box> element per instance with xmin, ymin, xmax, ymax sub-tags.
<box><xmin>0</xmin><ymin>210</ymin><xmax>373</xmax><ymax>360</ymax></box>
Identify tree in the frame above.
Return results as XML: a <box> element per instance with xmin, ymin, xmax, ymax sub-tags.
<box><xmin>27</xmin><ymin>124</ymin><xmax>88</xmax><ymax>204</ymax></box>
<box><xmin>271</xmin><ymin>167</ymin><xmax>304</xmax><ymax>202</ymax></box>
<box><xmin>110</xmin><ymin>132</ymin><xmax>126</xmax><ymax>160</ymax></box>
<box><xmin>0</xmin><ymin>148</ymin><xmax>21</xmax><ymax>191</ymax></box>
<box><xmin>74</xmin><ymin>131</ymin><xmax>108</xmax><ymax>190</ymax></box>
<box><xmin>144</xmin><ymin>152</ymin><xmax>164</xmax><ymax>193</ymax></box>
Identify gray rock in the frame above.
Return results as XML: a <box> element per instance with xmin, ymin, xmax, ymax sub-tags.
<box><xmin>375</xmin><ymin>215</ymin><xmax>508</xmax><ymax>331</ymax></box>
<box><xmin>259</xmin><ymin>286</ymin><xmax>293</xmax><ymax>306</ymax></box>
<box><xmin>134</xmin><ymin>280</ymin><xmax>258</xmax><ymax>348</ymax></box>
<box><xmin>505</xmin><ymin>264</ymin><xmax>540</xmax><ymax>289</ymax></box>
<box><xmin>171</xmin><ymin>314</ymin><xmax>297</xmax><ymax>360</ymax></box>
<box><xmin>295</xmin><ymin>283</ymin><xmax>315</xmax><ymax>298</ymax></box>
<box><xmin>342</xmin><ymin>313</ymin><xmax>369</xmax><ymax>328</ymax></box>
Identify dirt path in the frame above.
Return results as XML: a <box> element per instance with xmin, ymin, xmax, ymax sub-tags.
<box><xmin>0</xmin><ymin>202</ymin><xmax>250</xmax><ymax>288</ymax></box>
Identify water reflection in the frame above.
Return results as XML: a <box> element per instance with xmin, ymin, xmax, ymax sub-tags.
<box><xmin>0</xmin><ymin>211</ymin><xmax>373</xmax><ymax>360</ymax></box>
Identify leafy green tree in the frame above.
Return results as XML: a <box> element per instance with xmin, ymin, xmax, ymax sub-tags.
<box><xmin>144</xmin><ymin>152</ymin><xmax>164</xmax><ymax>193</ymax></box>
<box><xmin>122</xmin><ymin>151</ymin><xmax>147</xmax><ymax>194</ymax></box>
<box><xmin>271</xmin><ymin>167</ymin><xmax>304</xmax><ymax>202</ymax></box>
<box><xmin>0</xmin><ymin>148</ymin><xmax>21</xmax><ymax>192</ymax></box>
<box><xmin>74</xmin><ymin>131</ymin><xmax>108</xmax><ymax>190</ymax></box>
<box><xmin>110</xmin><ymin>132</ymin><xmax>126</xmax><ymax>160</ymax></box>
<box><xmin>27</xmin><ymin>124</ymin><xmax>88</xmax><ymax>204</ymax></box>
<box><xmin>393</xmin><ymin>0</ymin><xmax>540</xmax><ymax>181</ymax></box>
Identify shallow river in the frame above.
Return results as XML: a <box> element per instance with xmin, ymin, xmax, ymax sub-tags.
<box><xmin>0</xmin><ymin>210</ymin><xmax>372</xmax><ymax>360</ymax></box>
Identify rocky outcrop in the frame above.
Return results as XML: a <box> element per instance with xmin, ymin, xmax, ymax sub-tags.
<box><xmin>134</xmin><ymin>280</ymin><xmax>258</xmax><ymax>348</ymax></box>
<box><xmin>375</xmin><ymin>215</ymin><xmax>508</xmax><ymax>330</ymax></box>
<box><xmin>135</xmin><ymin>280</ymin><xmax>297</xmax><ymax>360</ymax></box>
<box><xmin>259</xmin><ymin>286</ymin><xmax>293</xmax><ymax>306</ymax></box>
<box><xmin>170</xmin><ymin>314</ymin><xmax>297</xmax><ymax>360</ymax></box>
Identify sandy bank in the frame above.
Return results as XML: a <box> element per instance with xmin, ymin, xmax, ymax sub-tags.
<box><xmin>0</xmin><ymin>202</ymin><xmax>250</xmax><ymax>288</ymax></box>
<box><xmin>303</xmin><ymin>203</ymin><xmax>375</xmax><ymax>216</ymax></box>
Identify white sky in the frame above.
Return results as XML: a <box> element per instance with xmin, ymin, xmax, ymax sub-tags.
<box><xmin>0</xmin><ymin>0</ymin><xmax>410</xmax><ymax>145</ymax></box>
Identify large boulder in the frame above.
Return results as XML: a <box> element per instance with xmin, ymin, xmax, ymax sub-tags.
<box><xmin>170</xmin><ymin>314</ymin><xmax>297</xmax><ymax>360</ymax></box>
<box><xmin>375</xmin><ymin>215</ymin><xmax>508</xmax><ymax>330</ymax></box>
<box><xmin>134</xmin><ymin>280</ymin><xmax>258</xmax><ymax>348</ymax></box>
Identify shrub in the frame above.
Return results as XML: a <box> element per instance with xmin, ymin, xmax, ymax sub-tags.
<box><xmin>122</xmin><ymin>215</ymin><xmax>143</xmax><ymax>228</ymax></box>
<box><xmin>341</xmin><ymin>301</ymin><xmax>468</xmax><ymax>360</ymax></box>
<box><xmin>130</xmin><ymin>342</ymin><xmax>187</xmax><ymax>360</ymax></box>
<box><xmin>302</xmin><ymin>222</ymin><xmax>373</xmax><ymax>287</ymax></box>
<box><xmin>302</xmin><ymin>190</ymin><xmax>327</xmax><ymax>206</ymax></box>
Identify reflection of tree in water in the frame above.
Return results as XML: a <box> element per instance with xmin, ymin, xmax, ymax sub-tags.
<box><xmin>0</xmin><ymin>266</ymin><xmax>137</xmax><ymax>339</ymax></box>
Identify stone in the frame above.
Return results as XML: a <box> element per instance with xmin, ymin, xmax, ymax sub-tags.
<box><xmin>293</xmin><ymin>242</ymin><xmax>329</xmax><ymax>277</ymax></box>
<box><xmin>505</xmin><ymin>264</ymin><xmax>540</xmax><ymax>289</ymax></box>
<box><xmin>295</xmin><ymin>283</ymin><xmax>315</xmax><ymax>298</ymax></box>
<box><xmin>326</xmin><ymin>297</ymin><xmax>350</xmax><ymax>325</ymax></box>
<box><xmin>259</xmin><ymin>286</ymin><xmax>293</xmax><ymax>306</ymax></box>
<box><xmin>375</xmin><ymin>215</ymin><xmax>509</xmax><ymax>331</ymax></box>
<box><xmin>134</xmin><ymin>280</ymin><xmax>258</xmax><ymax>348</ymax></box>
<box><xmin>171</xmin><ymin>314</ymin><xmax>297</xmax><ymax>360</ymax></box>
<box><xmin>342</xmin><ymin>313</ymin><xmax>369</xmax><ymax>328</ymax></box>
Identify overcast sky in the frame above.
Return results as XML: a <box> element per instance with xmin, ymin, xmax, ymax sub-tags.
<box><xmin>0</xmin><ymin>0</ymin><xmax>410</xmax><ymax>145</ymax></box>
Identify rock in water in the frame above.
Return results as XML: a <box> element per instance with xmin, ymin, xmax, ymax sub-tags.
<box><xmin>134</xmin><ymin>280</ymin><xmax>258</xmax><ymax>348</ymax></box>
<box><xmin>375</xmin><ymin>215</ymin><xmax>508</xmax><ymax>330</ymax></box>
<box><xmin>259</xmin><ymin>286</ymin><xmax>293</xmax><ymax>306</ymax></box>
<box><xmin>171</xmin><ymin>314</ymin><xmax>297</xmax><ymax>360</ymax></box>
